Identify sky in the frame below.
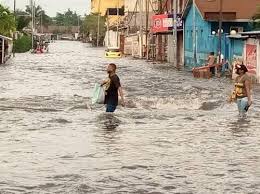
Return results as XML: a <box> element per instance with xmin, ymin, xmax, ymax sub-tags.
<box><xmin>0</xmin><ymin>0</ymin><xmax>91</xmax><ymax>16</ymax></box>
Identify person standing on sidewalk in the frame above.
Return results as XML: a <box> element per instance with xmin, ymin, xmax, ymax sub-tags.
<box><xmin>102</xmin><ymin>63</ymin><xmax>125</xmax><ymax>113</ymax></box>
<box><xmin>230</xmin><ymin>64</ymin><xmax>252</xmax><ymax>117</ymax></box>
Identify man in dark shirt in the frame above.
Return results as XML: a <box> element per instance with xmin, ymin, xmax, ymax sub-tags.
<box><xmin>102</xmin><ymin>63</ymin><xmax>125</xmax><ymax>112</ymax></box>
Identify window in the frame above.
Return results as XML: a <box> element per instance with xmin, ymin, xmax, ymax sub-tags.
<box><xmin>230</xmin><ymin>27</ymin><xmax>244</xmax><ymax>33</ymax></box>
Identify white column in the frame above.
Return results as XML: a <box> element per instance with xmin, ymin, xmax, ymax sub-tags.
<box><xmin>257</xmin><ymin>39</ymin><xmax>260</xmax><ymax>83</ymax></box>
<box><xmin>2</xmin><ymin>38</ymin><xmax>5</xmax><ymax>64</ymax></box>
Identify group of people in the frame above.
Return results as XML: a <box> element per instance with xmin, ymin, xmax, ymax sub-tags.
<box><xmin>33</xmin><ymin>40</ymin><xmax>49</xmax><ymax>54</ymax></box>
<box><xmin>101</xmin><ymin>62</ymin><xmax>253</xmax><ymax>117</ymax></box>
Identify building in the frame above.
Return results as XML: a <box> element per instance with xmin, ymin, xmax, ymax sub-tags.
<box><xmin>0</xmin><ymin>35</ymin><xmax>13</xmax><ymax>64</ymax></box>
<box><xmin>91</xmin><ymin>0</ymin><xmax>124</xmax><ymax>28</ymax></box>
<box><xmin>228</xmin><ymin>31</ymin><xmax>260</xmax><ymax>83</ymax></box>
<box><xmin>91</xmin><ymin>0</ymin><xmax>124</xmax><ymax>47</ymax></box>
<box><xmin>150</xmin><ymin>0</ymin><xmax>186</xmax><ymax>65</ymax></box>
<box><xmin>91</xmin><ymin>0</ymin><xmax>124</xmax><ymax>16</ymax></box>
<box><xmin>123</xmin><ymin>0</ymin><xmax>186</xmax><ymax>63</ymax></box>
<box><xmin>123</xmin><ymin>0</ymin><xmax>154</xmax><ymax>57</ymax></box>
<box><xmin>183</xmin><ymin>0</ymin><xmax>259</xmax><ymax>69</ymax></box>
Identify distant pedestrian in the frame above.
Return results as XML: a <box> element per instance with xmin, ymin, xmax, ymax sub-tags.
<box><xmin>101</xmin><ymin>63</ymin><xmax>125</xmax><ymax>113</ymax></box>
<box><xmin>206</xmin><ymin>52</ymin><xmax>216</xmax><ymax>75</ymax></box>
<box><xmin>229</xmin><ymin>63</ymin><xmax>252</xmax><ymax>117</ymax></box>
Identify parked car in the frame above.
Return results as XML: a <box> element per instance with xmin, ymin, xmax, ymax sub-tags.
<box><xmin>105</xmin><ymin>47</ymin><xmax>122</xmax><ymax>58</ymax></box>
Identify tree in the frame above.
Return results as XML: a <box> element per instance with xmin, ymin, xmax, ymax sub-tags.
<box><xmin>0</xmin><ymin>4</ymin><xmax>16</xmax><ymax>36</ymax></box>
<box><xmin>81</xmin><ymin>13</ymin><xmax>106</xmax><ymax>46</ymax></box>
<box><xmin>16</xmin><ymin>9</ymin><xmax>31</xmax><ymax>31</ymax></box>
<box><xmin>253</xmin><ymin>5</ymin><xmax>260</xmax><ymax>30</ymax></box>
<box><xmin>54</xmin><ymin>9</ymin><xmax>81</xmax><ymax>26</ymax></box>
<box><xmin>25</xmin><ymin>4</ymin><xmax>52</xmax><ymax>27</ymax></box>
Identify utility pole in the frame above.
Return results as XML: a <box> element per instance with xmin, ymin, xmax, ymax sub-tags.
<box><xmin>13</xmin><ymin>0</ymin><xmax>16</xmax><ymax>57</ymax></box>
<box><xmin>78</xmin><ymin>15</ymin><xmax>80</xmax><ymax>34</ymax></box>
<box><xmin>31</xmin><ymin>0</ymin><xmax>34</xmax><ymax>50</ymax></box>
<box><xmin>192</xmin><ymin>0</ymin><xmax>197</xmax><ymax>66</ymax></box>
<box><xmin>139</xmin><ymin>0</ymin><xmax>144</xmax><ymax>58</ymax></box>
<box><xmin>145</xmin><ymin>0</ymin><xmax>149</xmax><ymax>59</ymax></box>
<box><xmin>107</xmin><ymin>10</ymin><xmax>110</xmax><ymax>47</ymax></box>
<box><xmin>40</xmin><ymin>11</ymin><xmax>43</xmax><ymax>34</ymax></box>
<box><xmin>218</xmin><ymin>0</ymin><xmax>223</xmax><ymax>64</ymax></box>
<box><xmin>116</xmin><ymin>0</ymin><xmax>119</xmax><ymax>47</ymax></box>
<box><xmin>173</xmin><ymin>0</ymin><xmax>178</xmax><ymax>68</ymax></box>
<box><xmin>97</xmin><ymin>0</ymin><xmax>101</xmax><ymax>47</ymax></box>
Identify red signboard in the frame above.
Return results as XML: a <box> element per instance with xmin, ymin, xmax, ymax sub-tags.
<box><xmin>152</xmin><ymin>14</ymin><xmax>169</xmax><ymax>33</ymax></box>
<box><xmin>152</xmin><ymin>14</ymin><xmax>183</xmax><ymax>33</ymax></box>
<box><xmin>246</xmin><ymin>44</ymin><xmax>257</xmax><ymax>75</ymax></box>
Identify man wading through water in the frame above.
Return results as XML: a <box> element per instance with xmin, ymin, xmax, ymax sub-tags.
<box><xmin>102</xmin><ymin>63</ymin><xmax>125</xmax><ymax>112</ymax></box>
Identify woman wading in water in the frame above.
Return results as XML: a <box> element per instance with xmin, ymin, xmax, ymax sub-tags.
<box><xmin>230</xmin><ymin>64</ymin><xmax>252</xmax><ymax>117</ymax></box>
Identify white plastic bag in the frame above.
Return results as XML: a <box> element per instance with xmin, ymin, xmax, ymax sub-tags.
<box><xmin>92</xmin><ymin>83</ymin><xmax>105</xmax><ymax>105</ymax></box>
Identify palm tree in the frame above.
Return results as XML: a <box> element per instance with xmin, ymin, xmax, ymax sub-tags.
<box><xmin>25</xmin><ymin>5</ymin><xmax>52</xmax><ymax>28</ymax></box>
<box><xmin>0</xmin><ymin>4</ymin><xmax>16</xmax><ymax>36</ymax></box>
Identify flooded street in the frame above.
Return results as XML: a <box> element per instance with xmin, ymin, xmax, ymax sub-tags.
<box><xmin>0</xmin><ymin>41</ymin><xmax>259</xmax><ymax>194</ymax></box>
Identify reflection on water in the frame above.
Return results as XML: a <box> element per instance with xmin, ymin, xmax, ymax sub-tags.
<box><xmin>97</xmin><ymin>113</ymin><xmax>121</xmax><ymax>130</ymax></box>
<box><xmin>0</xmin><ymin>41</ymin><xmax>259</xmax><ymax>193</ymax></box>
<box><xmin>229</xmin><ymin>118</ymin><xmax>251</xmax><ymax>134</ymax></box>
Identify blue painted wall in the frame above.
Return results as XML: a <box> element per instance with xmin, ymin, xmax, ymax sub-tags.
<box><xmin>229</xmin><ymin>38</ymin><xmax>244</xmax><ymax>61</ymax></box>
<box><xmin>184</xmin><ymin>4</ymin><xmax>213</xmax><ymax>69</ymax></box>
<box><xmin>184</xmin><ymin>4</ymin><xmax>249</xmax><ymax>69</ymax></box>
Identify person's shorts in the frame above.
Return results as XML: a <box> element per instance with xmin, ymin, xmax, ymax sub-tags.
<box><xmin>106</xmin><ymin>104</ymin><xmax>117</xmax><ymax>113</ymax></box>
<box><xmin>237</xmin><ymin>97</ymin><xmax>248</xmax><ymax>115</ymax></box>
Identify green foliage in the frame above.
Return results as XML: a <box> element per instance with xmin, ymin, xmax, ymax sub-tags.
<box><xmin>14</xmin><ymin>35</ymin><xmax>32</xmax><ymax>53</ymax></box>
<box><xmin>0</xmin><ymin>4</ymin><xmax>16</xmax><ymax>36</ymax></box>
<box><xmin>16</xmin><ymin>9</ymin><xmax>31</xmax><ymax>31</ymax></box>
<box><xmin>81</xmin><ymin>13</ymin><xmax>106</xmax><ymax>45</ymax></box>
<box><xmin>253</xmin><ymin>5</ymin><xmax>260</xmax><ymax>30</ymax></box>
<box><xmin>54</xmin><ymin>9</ymin><xmax>81</xmax><ymax>26</ymax></box>
<box><xmin>25</xmin><ymin>5</ymin><xmax>53</xmax><ymax>27</ymax></box>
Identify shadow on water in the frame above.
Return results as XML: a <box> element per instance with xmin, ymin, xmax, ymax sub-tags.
<box><xmin>96</xmin><ymin>113</ymin><xmax>122</xmax><ymax>130</ymax></box>
<box><xmin>228</xmin><ymin>117</ymin><xmax>251</xmax><ymax>134</ymax></box>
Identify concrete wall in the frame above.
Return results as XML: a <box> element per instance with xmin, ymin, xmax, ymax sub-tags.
<box><xmin>39</xmin><ymin>26</ymin><xmax>80</xmax><ymax>34</ymax></box>
<box><xmin>124</xmin><ymin>34</ymin><xmax>146</xmax><ymax>58</ymax></box>
<box><xmin>104</xmin><ymin>30</ymin><xmax>118</xmax><ymax>47</ymax></box>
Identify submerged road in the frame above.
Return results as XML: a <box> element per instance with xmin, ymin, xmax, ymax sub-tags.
<box><xmin>0</xmin><ymin>41</ymin><xmax>259</xmax><ymax>193</ymax></box>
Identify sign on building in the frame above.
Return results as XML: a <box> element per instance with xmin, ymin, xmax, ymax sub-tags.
<box><xmin>246</xmin><ymin>44</ymin><xmax>257</xmax><ymax>75</ymax></box>
<box><xmin>152</xmin><ymin>14</ymin><xmax>183</xmax><ymax>33</ymax></box>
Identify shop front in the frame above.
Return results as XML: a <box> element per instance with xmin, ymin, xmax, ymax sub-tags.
<box><xmin>151</xmin><ymin>13</ymin><xmax>183</xmax><ymax>65</ymax></box>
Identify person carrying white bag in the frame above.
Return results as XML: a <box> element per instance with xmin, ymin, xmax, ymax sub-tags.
<box><xmin>91</xmin><ymin>83</ymin><xmax>105</xmax><ymax>105</ymax></box>
<box><xmin>100</xmin><ymin>63</ymin><xmax>125</xmax><ymax>113</ymax></box>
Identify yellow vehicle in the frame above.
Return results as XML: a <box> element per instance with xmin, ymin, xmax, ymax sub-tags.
<box><xmin>105</xmin><ymin>47</ymin><xmax>122</xmax><ymax>58</ymax></box>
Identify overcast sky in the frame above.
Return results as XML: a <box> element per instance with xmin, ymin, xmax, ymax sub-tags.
<box><xmin>0</xmin><ymin>0</ymin><xmax>91</xmax><ymax>16</ymax></box>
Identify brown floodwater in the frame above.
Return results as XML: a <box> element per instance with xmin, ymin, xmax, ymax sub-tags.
<box><xmin>0</xmin><ymin>41</ymin><xmax>259</xmax><ymax>194</ymax></box>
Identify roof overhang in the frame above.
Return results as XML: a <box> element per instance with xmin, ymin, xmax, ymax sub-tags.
<box><xmin>240</xmin><ymin>31</ymin><xmax>260</xmax><ymax>38</ymax></box>
<box><xmin>0</xmin><ymin>35</ymin><xmax>13</xmax><ymax>41</ymax></box>
<box><xmin>227</xmin><ymin>34</ymin><xmax>249</xmax><ymax>39</ymax></box>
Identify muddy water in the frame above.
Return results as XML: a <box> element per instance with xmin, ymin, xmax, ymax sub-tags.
<box><xmin>0</xmin><ymin>41</ymin><xmax>259</xmax><ymax>194</ymax></box>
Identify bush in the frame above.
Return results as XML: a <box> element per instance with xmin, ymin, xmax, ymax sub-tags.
<box><xmin>14</xmin><ymin>35</ymin><xmax>32</xmax><ymax>53</ymax></box>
